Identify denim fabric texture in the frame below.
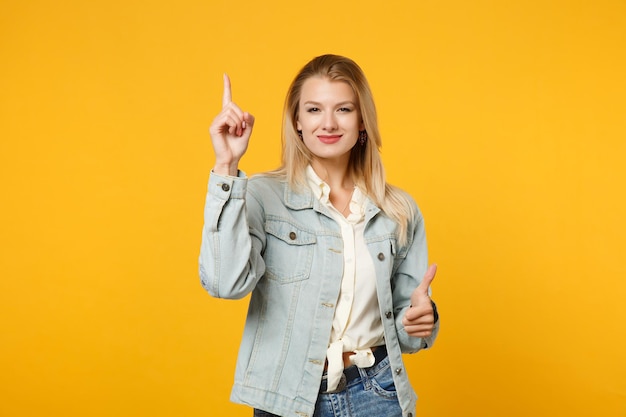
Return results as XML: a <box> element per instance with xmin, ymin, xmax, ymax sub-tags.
<box><xmin>315</xmin><ymin>356</ymin><xmax>404</xmax><ymax>417</ymax></box>
<box><xmin>254</xmin><ymin>356</ymin><xmax>404</xmax><ymax>417</ymax></box>
<box><xmin>200</xmin><ymin>172</ymin><xmax>439</xmax><ymax>417</ymax></box>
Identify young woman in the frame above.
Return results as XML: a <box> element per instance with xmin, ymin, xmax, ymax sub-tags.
<box><xmin>200</xmin><ymin>54</ymin><xmax>439</xmax><ymax>417</ymax></box>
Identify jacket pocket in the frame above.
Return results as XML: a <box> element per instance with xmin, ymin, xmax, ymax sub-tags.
<box><xmin>263</xmin><ymin>218</ymin><xmax>316</xmax><ymax>283</ymax></box>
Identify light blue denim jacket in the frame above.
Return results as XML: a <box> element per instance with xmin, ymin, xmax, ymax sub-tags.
<box><xmin>199</xmin><ymin>172</ymin><xmax>439</xmax><ymax>417</ymax></box>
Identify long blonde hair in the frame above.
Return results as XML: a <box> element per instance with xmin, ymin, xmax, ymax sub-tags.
<box><xmin>267</xmin><ymin>54</ymin><xmax>415</xmax><ymax>244</ymax></box>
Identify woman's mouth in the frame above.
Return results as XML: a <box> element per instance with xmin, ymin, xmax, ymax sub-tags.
<box><xmin>317</xmin><ymin>135</ymin><xmax>342</xmax><ymax>144</ymax></box>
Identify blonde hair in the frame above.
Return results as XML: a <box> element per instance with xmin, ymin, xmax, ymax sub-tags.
<box><xmin>267</xmin><ymin>54</ymin><xmax>415</xmax><ymax>244</ymax></box>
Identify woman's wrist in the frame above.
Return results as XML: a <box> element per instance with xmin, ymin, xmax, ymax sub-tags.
<box><xmin>212</xmin><ymin>161</ymin><xmax>239</xmax><ymax>177</ymax></box>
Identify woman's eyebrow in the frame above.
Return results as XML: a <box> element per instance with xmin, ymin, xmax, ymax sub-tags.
<box><xmin>302</xmin><ymin>100</ymin><xmax>356</xmax><ymax>106</ymax></box>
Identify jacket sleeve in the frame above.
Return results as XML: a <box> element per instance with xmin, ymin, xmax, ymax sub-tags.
<box><xmin>198</xmin><ymin>171</ymin><xmax>266</xmax><ymax>299</ymax></box>
<box><xmin>391</xmin><ymin>203</ymin><xmax>440</xmax><ymax>353</ymax></box>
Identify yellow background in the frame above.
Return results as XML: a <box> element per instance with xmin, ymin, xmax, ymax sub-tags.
<box><xmin>1</xmin><ymin>0</ymin><xmax>625</xmax><ymax>416</ymax></box>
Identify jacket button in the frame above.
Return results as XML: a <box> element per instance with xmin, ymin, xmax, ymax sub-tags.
<box><xmin>395</xmin><ymin>368</ymin><xmax>402</xmax><ymax>375</ymax></box>
<box><xmin>289</xmin><ymin>232</ymin><xmax>297</xmax><ymax>240</ymax></box>
<box><xmin>408</xmin><ymin>414</ymin><xmax>413</xmax><ymax>417</ymax></box>
<box><xmin>221</xmin><ymin>183</ymin><xmax>230</xmax><ymax>192</ymax></box>
<box><xmin>385</xmin><ymin>311</ymin><xmax>393</xmax><ymax>319</ymax></box>
<box><xmin>377</xmin><ymin>253</ymin><xmax>385</xmax><ymax>261</ymax></box>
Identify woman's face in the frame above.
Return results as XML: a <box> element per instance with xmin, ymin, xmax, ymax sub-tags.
<box><xmin>296</xmin><ymin>77</ymin><xmax>363</xmax><ymax>165</ymax></box>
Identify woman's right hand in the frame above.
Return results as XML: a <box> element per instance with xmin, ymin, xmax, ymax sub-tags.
<box><xmin>209</xmin><ymin>74</ymin><xmax>255</xmax><ymax>176</ymax></box>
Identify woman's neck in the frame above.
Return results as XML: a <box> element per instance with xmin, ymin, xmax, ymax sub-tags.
<box><xmin>310</xmin><ymin>159</ymin><xmax>354</xmax><ymax>191</ymax></box>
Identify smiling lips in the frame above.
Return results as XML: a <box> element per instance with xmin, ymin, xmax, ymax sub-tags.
<box><xmin>317</xmin><ymin>135</ymin><xmax>342</xmax><ymax>144</ymax></box>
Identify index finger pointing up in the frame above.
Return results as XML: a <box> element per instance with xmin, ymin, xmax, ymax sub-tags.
<box><xmin>222</xmin><ymin>73</ymin><xmax>233</xmax><ymax>108</ymax></box>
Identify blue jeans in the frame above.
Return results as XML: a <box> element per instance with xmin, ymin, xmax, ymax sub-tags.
<box><xmin>253</xmin><ymin>355</ymin><xmax>403</xmax><ymax>417</ymax></box>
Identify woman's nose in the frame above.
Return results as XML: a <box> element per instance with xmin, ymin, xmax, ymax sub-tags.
<box><xmin>322</xmin><ymin>112</ymin><xmax>338</xmax><ymax>130</ymax></box>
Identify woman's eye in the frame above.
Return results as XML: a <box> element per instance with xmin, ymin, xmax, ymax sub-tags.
<box><xmin>307</xmin><ymin>107</ymin><xmax>319</xmax><ymax>112</ymax></box>
<box><xmin>338</xmin><ymin>107</ymin><xmax>352</xmax><ymax>112</ymax></box>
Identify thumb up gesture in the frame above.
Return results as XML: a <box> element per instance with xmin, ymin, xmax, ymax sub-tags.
<box><xmin>402</xmin><ymin>264</ymin><xmax>438</xmax><ymax>338</ymax></box>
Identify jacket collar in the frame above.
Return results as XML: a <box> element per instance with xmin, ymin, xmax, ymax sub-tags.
<box><xmin>284</xmin><ymin>183</ymin><xmax>316</xmax><ymax>210</ymax></box>
<box><xmin>282</xmin><ymin>178</ymin><xmax>381</xmax><ymax>223</ymax></box>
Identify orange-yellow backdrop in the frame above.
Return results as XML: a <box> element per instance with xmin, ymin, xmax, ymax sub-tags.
<box><xmin>1</xmin><ymin>0</ymin><xmax>625</xmax><ymax>416</ymax></box>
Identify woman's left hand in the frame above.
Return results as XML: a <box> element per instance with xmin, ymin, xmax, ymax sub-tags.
<box><xmin>402</xmin><ymin>264</ymin><xmax>437</xmax><ymax>338</ymax></box>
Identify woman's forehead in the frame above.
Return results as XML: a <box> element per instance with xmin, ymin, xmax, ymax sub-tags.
<box><xmin>299</xmin><ymin>77</ymin><xmax>356</xmax><ymax>103</ymax></box>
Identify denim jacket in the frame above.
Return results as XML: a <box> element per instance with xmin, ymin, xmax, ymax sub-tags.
<box><xmin>199</xmin><ymin>172</ymin><xmax>439</xmax><ymax>417</ymax></box>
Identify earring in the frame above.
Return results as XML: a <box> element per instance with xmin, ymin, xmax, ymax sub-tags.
<box><xmin>297</xmin><ymin>130</ymin><xmax>303</xmax><ymax>140</ymax></box>
<box><xmin>359</xmin><ymin>130</ymin><xmax>368</xmax><ymax>145</ymax></box>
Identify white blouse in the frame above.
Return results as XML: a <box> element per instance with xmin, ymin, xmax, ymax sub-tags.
<box><xmin>306</xmin><ymin>166</ymin><xmax>385</xmax><ymax>392</ymax></box>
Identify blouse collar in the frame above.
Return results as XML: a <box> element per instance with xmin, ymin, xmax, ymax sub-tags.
<box><xmin>305</xmin><ymin>165</ymin><xmax>365</xmax><ymax>222</ymax></box>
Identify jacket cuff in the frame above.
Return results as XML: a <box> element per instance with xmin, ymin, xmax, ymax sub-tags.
<box><xmin>208</xmin><ymin>170</ymin><xmax>247</xmax><ymax>200</ymax></box>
